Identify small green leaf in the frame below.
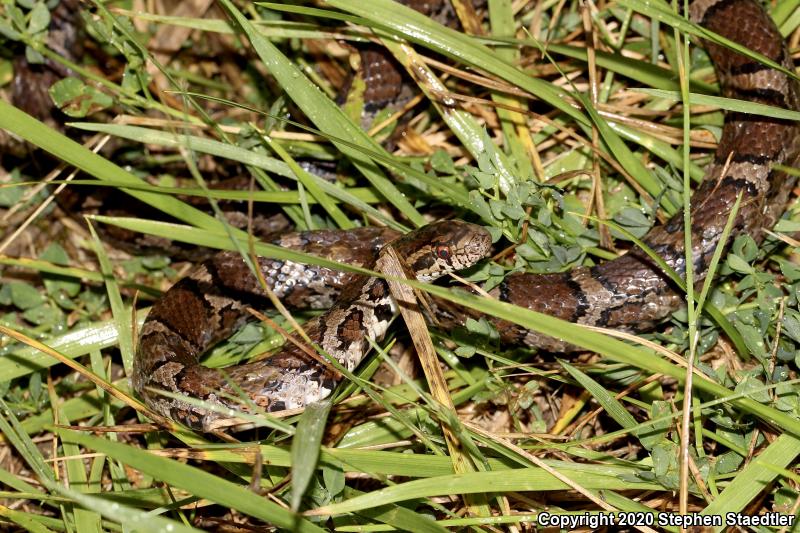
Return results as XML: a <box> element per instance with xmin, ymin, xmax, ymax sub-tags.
<box><xmin>735</xmin><ymin>323</ymin><xmax>768</xmax><ymax>358</ymax></box>
<box><xmin>27</xmin><ymin>2</ymin><xmax>51</xmax><ymax>34</ymax></box>
<box><xmin>651</xmin><ymin>441</ymin><xmax>679</xmax><ymax>489</ymax></box>
<box><xmin>640</xmin><ymin>401</ymin><xmax>672</xmax><ymax>450</ymax></box>
<box><xmin>430</xmin><ymin>150</ymin><xmax>455</xmax><ymax>174</ymax></box>
<box><xmin>322</xmin><ymin>464</ymin><xmax>345</xmax><ymax>498</ymax></box>
<box><xmin>23</xmin><ymin>304</ymin><xmax>62</xmax><ymax>327</ymax></box>
<box><xmin>49</xmin><ymin>77</ymin><xmax>113</xmax><ymax>118</ymax></box>
<box><xmin>9</xmin><ymin>282</ymin><xmax>45</xmax><ymax>310</ymax></box>
<box><xmin>613</xmin><ymin>207</ymin><xmax>653</xmax><ymax>239</ymax></box>
<box><xmin>0</xmin><ymin>169</ymin><xmax>26</xmax><ymax>206</ymax></box>
<box><xmin>140</xmin><ymin>255</ymin><xmax>170</xmax><ymax>270</ymax></box>
<box><xmin>726</xmin><ymin>254</ymin><xmax>753</xmax><ymax>274</ymax></box>
<box><xmin>24</xmin><ymin>46</ymin><xmax>44</xmax><ymax>65</ymax></box>
<box><xmin>715</xmin><ymin>451</ymin><xmax>744</xmax><ymax>475</ymax></box>
<box><xmin>734</xmin><ymin>375</ymin><xmax>771</xmax><ymax>404</ymax></box>
<box><xmin>40</xmin><ymin>244</ymin><xmax>81</xmax><ymax>300</ymax></box>
<box><xmin>732</xmin><ymin>235</ymin><xmax>758</xmax><ymax>262</ymax></box>
<box><xmin>454</xmin><ymin>345</ymin><xmax>476</xmax><ymax>358</ymax></box>
<box><xmin>782</xmin><ymin>313</ymin><xmax>800</xmax><ymax>344</ymax></box>
<box><xmin>0</xmin><ymin>20</ymin><xmax>22</xmax><ymax>41</ymax></box>
<box><xmin>778</xmin><ymin>259</ymin><xmax>800</xmax><ymax>282</ymax></box>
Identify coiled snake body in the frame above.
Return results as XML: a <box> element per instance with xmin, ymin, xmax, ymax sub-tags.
<box><xmin>133</xmin><ymin>0</ymin><xmax>800</xmax><ymax>430</ymax></box>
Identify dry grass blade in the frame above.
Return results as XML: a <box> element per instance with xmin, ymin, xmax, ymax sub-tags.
<box><xmin>378</xmin><ymin>247</ymin><xmax>480</xmax><ymax>487</ymax></box>
<box><xmin>0</xmin><ymin>325</ymin><xmax>174</xmax><ymax>431</ymax></box>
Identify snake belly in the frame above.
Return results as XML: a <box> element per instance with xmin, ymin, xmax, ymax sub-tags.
<box><xmin>134</xmin><ymin>0</ymin><xmax>800</xmax><ymax>430</ymax></box>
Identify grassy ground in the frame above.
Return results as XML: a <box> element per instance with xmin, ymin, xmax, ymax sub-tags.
<box><xmin>2</xmin><ymin>0</ymin><xmax>800</xmax><ymax>530</ymax></box>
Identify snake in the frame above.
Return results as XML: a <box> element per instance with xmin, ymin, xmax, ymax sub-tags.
<box><xmin>128</xmin><ymin>0</ymin><xmax>800</xmax><ymax>431</ymax></box>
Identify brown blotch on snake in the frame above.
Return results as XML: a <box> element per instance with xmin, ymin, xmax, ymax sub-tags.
<box><xmin>134</xmin><ymin>222</ymin><xmax>492</xmax><ymax>430</ymax></box>
<box><xmin>134</xmin><ymin>0</ymin><xmax>800</xmax><ymax>430</ymax></box>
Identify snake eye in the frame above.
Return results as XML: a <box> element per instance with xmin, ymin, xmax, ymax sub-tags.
<box><xmin>436</xmin><ymin>246</ymin><xmax>451</xmax><ymax>260</ymax></box>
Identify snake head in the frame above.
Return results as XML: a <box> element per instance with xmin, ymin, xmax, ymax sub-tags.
<box><xmin>394</xmin><ymin>220</ymin><xmax>492</xmax><ymax>281</ymax></box>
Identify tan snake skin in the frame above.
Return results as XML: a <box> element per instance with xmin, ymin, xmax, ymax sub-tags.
<box><xmin>133</xmin><ymin>0</ymin><xmax>800</xmax><ymax>430</ymax></box>
<box><xmin>134</xmin><ymin>222</ymin><xmax>491</xmax><ymax>429</ymax></box>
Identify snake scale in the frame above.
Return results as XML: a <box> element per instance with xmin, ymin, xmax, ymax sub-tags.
<box><xmin>132</xmin><ymin>0</ymin><xmax>800</xmax><ymax>431</ymax></box>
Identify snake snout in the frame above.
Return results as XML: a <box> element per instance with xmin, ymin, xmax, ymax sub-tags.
<box><xmin>447</xmin><ymin>223</ymin><xmax>492</xmax><ymax>272</ymax></box>
<box><xmin>394</xmin><ymin>220</ymin><xmax>491</xmax><ymax>280</ymax></box>
<box><xmin>465</xmin><ymin>224</ymin><xmax>493</xmax><ymax>260</ymax></box>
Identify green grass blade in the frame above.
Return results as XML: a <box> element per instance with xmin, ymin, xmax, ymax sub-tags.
<box><xmin>88</xmin><ymin>216</ymin><xmax>375</xmax><ymax>276</ymax></box>
<box><xmin>56</xmin><ymin>429</ymin><xmax>327</xmax><ymax>532</ymax></box>
<box><xmin>635</xmin><ymin>88</ymin><xmax>800</xmax><ymax>120</ymax></box>
<box><xmin>218</xmin><ymin>0</ymin><xmax>425</xmax><ymax>227</ymax></box>
<box><xmin>410</xmin><ymin>282</ymin><xmax>800</xmax><ymax>436</ymax></box>
<box><xmin>619</xmin><ymin>0</ymin><xmax>798</xmax><ymax>81</ymax></box>
<box><xmin>700</xmin><ymin>434</ymin><xmax>800</xmax><ymax>531</ymax></box>
<box><xmin>0</xmin><ymin>311</ymin><xmax>147</xmax><ymax>382</ymax></box>
<box><xmin>326</xmin><ymin>0</ymin><xmax>588</xmax><ymax>125</ymax></box>
<box><xmin>309</xmin><ymin>468</ymin><xmax>663</xmax><ymax>515</ymax></box>
<box><xmin>383</xmin><ymin>39</ymin><xmax>518</xmax><ymax>193</ymax></box>
<box><xmin>348</xmin><ymin>489</ymin><xmax>450</xmax><ymax>532</ymax></box>
<box><xmin>0</xmin><ymin>102</ymin><xmax>222</xmax><ymax>232</ymax></box>
<box><xmin>86</xmin><ymin>224</ymin><xmax>134</xmax><ymax>373</ymax></box>
<box><xmin>559</xmin><ymin>361</ymin><xmax>639</xmax><ymax>434</ymax></box>
<box><xmin>261</xmin><ymin>134</ymin><xmax>353</xmax><ymax>229</ymax></box>
<box><xmin>68</xmin><ymin>122</ymin><xmax>407</xmax><ymax>230</ymax></box>
<box><xmin>291</xmin><ymin>401</ymin><xmax>332</xmax><ymax>511</ymax></box>
<box><xmin>0</xmin><ymin>507</ymin><xmax>57</xmax><ymax>533</ymax></box>
<box><xmin>48</xmin><ymin>485</ymin><xmax>204</xmax><ymax>533</ymax></box>
<box><xmin>544</xmin><ymin>43</ymin><xmax>715</xmax><ymax>92</ymax></box>
<box><xmin>579</xmin><ymin>94</ymin><xmax>678</xmax><ymax>213</ymax></box>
